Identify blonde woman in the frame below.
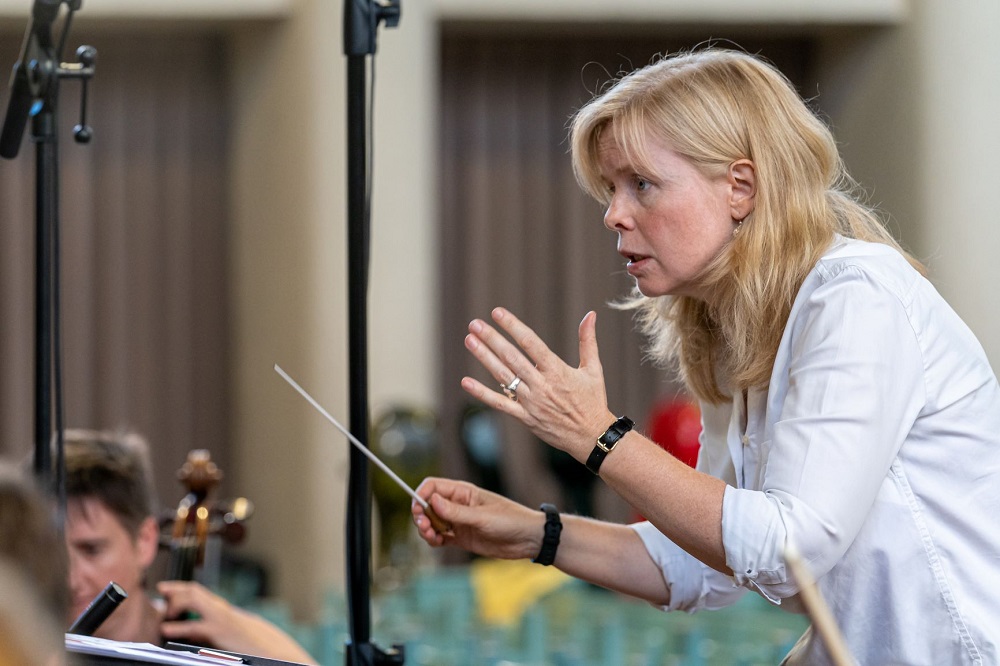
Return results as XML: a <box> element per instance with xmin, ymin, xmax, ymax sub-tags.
<box><xmin>413</xmin><ymin>49</ymin><xmax>1000</xmax><ymax>665</ymax></box>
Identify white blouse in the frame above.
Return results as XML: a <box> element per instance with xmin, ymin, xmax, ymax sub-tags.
<box><xmin>632</xmin><ymin>237</ymin><xmax>1000</xmax><ymax>665</ymax></box>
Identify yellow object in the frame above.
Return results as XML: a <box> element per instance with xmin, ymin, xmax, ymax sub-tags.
<box><xmin>469</xmin><ymin>558</ymin><xmax>572</xmax><ymax>626</ymax></box>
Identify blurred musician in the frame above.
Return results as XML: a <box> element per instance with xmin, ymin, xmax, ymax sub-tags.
<box><xmin>0</xmin><ymin>463</ymin><xmax>67</xmax><ymax>666</ymax></box>
<box><xmin>63</xmin><ymin>429</ymin><xmax>317</xmax><ymax>664</ymax></box>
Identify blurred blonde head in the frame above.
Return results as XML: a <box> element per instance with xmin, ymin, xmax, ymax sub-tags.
<box><xmin>0</xmin><ymin>463</ymin><xmax>67</xmax><ymax>622</ymax></box>
<box><xmin>0</xmin><ymin>562</ymin><xmax>65</xmax><ymax>666</ymax></box>
<box><xmin>571</xmin><ymin>48</ymin><xmax>921</xmax><ymax>402</ymax></box>
<box><xmin>0</xmin><ymin>464</ymin><xmax>66</xmax><ymax>666</ymax></box>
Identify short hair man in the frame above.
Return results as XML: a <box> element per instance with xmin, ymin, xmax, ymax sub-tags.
<box><xmin>63</xmin><ymin>429</ymin><xmax>316</xmax><ymax>663</ymax></box>
<box><xmin>64</xmin><ymin>429</ymin><xmax>161</xmax><ymax>643</ymax></box>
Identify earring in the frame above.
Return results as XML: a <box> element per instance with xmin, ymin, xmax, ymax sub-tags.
<box><xmin>732</xmin><ymin>218</ymin><xmax>743</xmax><ymax>237</ymax></box>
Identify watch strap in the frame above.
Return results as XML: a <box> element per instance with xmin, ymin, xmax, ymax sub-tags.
<box><xmin>532</xmin><ymin>503</ymin><xmax>562</xmax><ymax>566</ymax></box>
<box><xmin>585</xmin><ymin>415</ymin><xmax>634</xmax><ymax>475</ymax></box>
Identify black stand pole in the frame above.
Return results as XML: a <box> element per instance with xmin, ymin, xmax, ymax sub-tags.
<box><xmin>33</xmin><ymin>79</ymin><xmax>58</xmax><ymax>493</ymax></box>
<box><xmin>342</xmin><ymin>2</ymin><xmax>402</xmax><ymax>665</ymax></box>
<box><xmin>1</xmin><ymin>0</ymin><xmax>95</xmax><ymax>511</ymax></box>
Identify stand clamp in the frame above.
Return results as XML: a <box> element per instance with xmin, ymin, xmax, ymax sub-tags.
<box><xmin>59</xmin><ymin>44</ymin><xmax>97</xmax><ymax>143</ymax></box>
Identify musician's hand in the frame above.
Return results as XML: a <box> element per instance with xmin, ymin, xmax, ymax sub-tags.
<box><xmin>157</xmin><ymin>581</ymin><xmax>317</xmax><ymax>665</ymax></box>
<box><xmin>462</xmin><ymin>308</ymin><xmax>615</xmax><ymax>462</ymax></box>
<box><xmin>412</xmin><ymin>477</ymin><xmax>545</xmax><ymax>561</ymax></box>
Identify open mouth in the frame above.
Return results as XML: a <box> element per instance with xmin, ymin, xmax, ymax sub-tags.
<box><xmin>625</xmin><ymin>255</ymin><xmax>651</xmax><ymax>276</ymax></box>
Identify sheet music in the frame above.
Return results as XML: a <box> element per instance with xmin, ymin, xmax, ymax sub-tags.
<box><xmin>66</xmin><ymin>635</ymin><xmax>243</xmax><ymax>665</ymax></box>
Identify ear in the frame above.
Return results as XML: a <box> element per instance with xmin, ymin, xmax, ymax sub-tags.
<box><xmin>728</xmin><ymin>159</ymin><xmax>756</xmax><ymax>221</ymax></box>
<box><xmin>134</xmin><ymin>515</ymin><xmax>159</xmax><ymax>571</ymax></box>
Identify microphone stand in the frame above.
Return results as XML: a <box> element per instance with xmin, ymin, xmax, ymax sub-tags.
<box><xmin>342</xmin><ymin>1</ymin><xmax>403</xmax><ymax>665</ymax></box>
<box><xmin>0</xmin><ymin>0</ymin><xmax>95</xmax><ymax>512</ymax></box>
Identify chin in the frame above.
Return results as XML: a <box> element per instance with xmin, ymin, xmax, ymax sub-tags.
<box><xmin>635</xmin><ymin>282</ymin><xmax>673</xmax><ymax>298</ymax></box>
<box><xmin>93</xmin><ymin>616</ymin><xmax>124</xmax><ymax>641</ymax></box>
<box><xmin>68</xmin><ymin>602</ymin><xmax>88</xmax><ymax>625</ymax></box>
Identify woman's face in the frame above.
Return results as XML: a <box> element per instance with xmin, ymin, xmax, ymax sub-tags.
<box><xmin>598</xmin><ymin>130</ymin><xmax>750</xmax><ymax>302</ymax></box>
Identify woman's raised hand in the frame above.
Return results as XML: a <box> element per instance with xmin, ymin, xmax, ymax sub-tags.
<box><xmin>461</xmin><ymin>307</ymin><xmax>615</xmax><ymax>462</ymax></box>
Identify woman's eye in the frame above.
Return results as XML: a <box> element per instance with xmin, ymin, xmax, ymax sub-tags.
<box><xmin>635</xmin><ymin>177</ymin><xmax>649</xmax><ymax>191</ymax></box>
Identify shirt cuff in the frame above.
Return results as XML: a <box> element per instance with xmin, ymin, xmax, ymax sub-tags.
<box><xmin>630</xmin><ymin>521</ymin><xmax>732</xmax><ymax>612</ymax></box>
<box><xmin>722</xmin><ymin>485</ymin><xmax>793</xmax><ymax>603</ymax></box>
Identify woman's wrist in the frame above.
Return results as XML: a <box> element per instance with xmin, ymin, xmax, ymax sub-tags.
<box><xmin>518</xmin><ymin>507</ymin><xmax>544</xmax><ymax>560</ymax></box>
<box><xmin>575</xmin><ymin>409</ymin><xmax>618</xmax><ymax>463</ymax></box>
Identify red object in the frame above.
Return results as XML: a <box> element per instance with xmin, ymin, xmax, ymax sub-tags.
<box><xmin>648</xmin><ymin>399</ymin><xmax>702</xmax><ymax>468</ymax></box>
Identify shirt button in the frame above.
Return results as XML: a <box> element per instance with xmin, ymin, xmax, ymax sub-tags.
<box><xmin>741</xmin><ymin>434</ymin><xmax>749</xmax><ymax>445</ymax></box>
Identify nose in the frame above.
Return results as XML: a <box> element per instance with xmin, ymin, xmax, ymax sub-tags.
<box><xmin>67</xmin><ymin>549</ymin><xmax>86</xmax><ymax>598</ymax></box>
<box><xmin>603</xmin><ymin>193</ymin><xmax>633</xmax><ymax>232</ymax></box>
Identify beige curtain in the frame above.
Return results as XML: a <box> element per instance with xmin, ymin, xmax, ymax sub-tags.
<box><xmin>437</xmin><ymin>29</ymin><xmax>814</xmax><ymax>520</ymax></box>
<box><xmin>0</xmin><ymin>30</ymin><xmax>230</xmax><ymax>509</ymax></box>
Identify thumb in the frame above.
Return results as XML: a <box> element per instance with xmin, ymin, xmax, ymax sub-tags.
<box><xmin>578</xmin><ymin>310</ymin><xmax>603</xmax><ymax>370</ymax></box>
<box><xmin>429</xmin><ymin>492</ymin><xmax>460</xmax><ymax>521</ymax></box>
<box><xmin>430</xmin><ymin>492</ymin><xmax>478</xmax><ymax>530</ymax></box>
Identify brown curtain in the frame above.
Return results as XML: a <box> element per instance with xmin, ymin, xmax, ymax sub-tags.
<box><xmin>437</xmin><ymin>28</ymin><xmax>815</xmax><ymax>521</ymax></box>
<box><xmin>0</xmin><ymin>30</ymin><xmax>230</xmax><ymax>509</ymax></box>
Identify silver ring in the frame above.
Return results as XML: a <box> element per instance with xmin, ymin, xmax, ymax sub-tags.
<box><xmin>501</xmin><ymin>376</ymin><xmax>521</xmax><ymax>402</ymax></box>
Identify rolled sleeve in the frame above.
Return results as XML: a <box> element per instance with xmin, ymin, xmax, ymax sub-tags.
<box><xmin>722</xmin><ymin>486</ymin><xmax>790</xmax><ymax>602</ymax></box>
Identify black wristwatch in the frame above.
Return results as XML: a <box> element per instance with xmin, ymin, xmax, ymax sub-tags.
<box><xmin>532</xmin><ymin>503</ymin><xmax>562</xmax><ymax>566</ymax></box>
<box><xmin>585</xmin><ymin>415</ymin><xmax>634</xmax><ymax>475</ymax></box>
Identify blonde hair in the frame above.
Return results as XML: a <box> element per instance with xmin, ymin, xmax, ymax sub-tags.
<box><xmin>0</xmin><ymin>562</ymin><xmax>66</xmax><ymax>666</ymax></box>
<box><xmin>571</xmin><ymin>48</ymin><xmax>922</xmax><ymax>403</ymax></box>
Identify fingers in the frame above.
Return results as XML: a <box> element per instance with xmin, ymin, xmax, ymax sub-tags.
<box><xmin>578</xmin><ymin>310</ymin><xmax>603</xmax><ymax>371</ymax></box>
<box><xmin>414</xmin><ymin>476</ymin><xmax>468</xmax><ymax>504</ymax></box>
<box><xmin>466</xmin><ymin>308</ymin><xmax>549</xmax><ymax>383</ymax></box>
<box><xmin>158</xmin><ymin>581</ymin><xmax>248</xmax><ymax>648</ymax></box>
<box><xmin>465</xmin><ymin>324</ymin><xmax>516</xmax><ymax>384</ymax></box>
<box><xmin>412</xmin><ymin>495</ymin><xmax>449</xmax><ymax>546</ymax></box>
<box><xmin>490</xmin><ymin>308</ymin><xmax>552</xmax><ymax>371</ymax></box>
<box><xmin>412</xmin><ymin>478</ymin><xmax>453</xmax><ymax>545</ymax></box>
<box><xmin>157</xmin><ymin>580</ymin><xmax>318</xmax><ymax>664</ymax></box>
<box><xmin>463</xmin><ymin>308</ymin><xmax>558</xmax><ymax>411</ymax></box>
<box><xmin>158</xmin><ymin>582</ymin><xmax>216</xmax><ymax>643</ymax></box>
<box><xmin>157</xmin><ymin>580</ymin><xmax>197</xmax><ymax>618</ymax></box>
<box><xmin>412</xmin><ymin>478</ymin><xmax>482</xmax><ymax>545</ymax></box>
<box><xmin>160</xmin><ymin>617</ymin><xmax>212</xmax><ymax>644</ymax></box>
<box><xmin>460</xmin><ymin>375</ymin><xmax>524</xmax><ymax>416</ymax></box>
<box><xmin>158</xmin><ymin>581</ymin><xmax>216</xmax><ymax>620</ymax></box>
<box><xmin>464</xmin><ymin>330</ymin><xmax>532</xmax><ymax>407</ymax></box>
<box><xmin>424</xmin><ymin>502</ymin><xmax>453</xmax><ymax>535</ymax></box>
<box><xmin>414</xmin><ymin>477</ymin><xmax>439</xmax><ymax>503</ymax></box>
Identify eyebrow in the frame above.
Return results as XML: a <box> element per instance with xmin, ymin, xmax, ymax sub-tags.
<box><xmin>69</xmin><ymin>537</ymin><xmax>109</xmax><ymax>549</ymax></box>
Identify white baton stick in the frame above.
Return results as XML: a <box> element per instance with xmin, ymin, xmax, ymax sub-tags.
<box><xmin>274</xmin><ymin>364</ymin><xmax>451</xmax><ymax>533</ymax></box>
